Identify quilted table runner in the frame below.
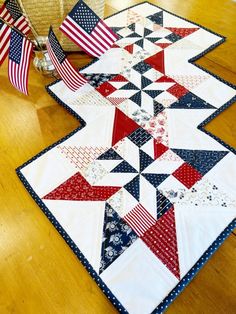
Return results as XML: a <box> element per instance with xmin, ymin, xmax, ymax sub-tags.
<box><xmin>17</xmin><ymin>2</ymin><xmax>236</xmax><ymax>313</ymax></box>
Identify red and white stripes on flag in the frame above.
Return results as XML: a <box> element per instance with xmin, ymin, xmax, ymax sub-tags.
<box><xmin>0</xmin><ymin>2</ymin><xmax>13</xmax><ymax>66</ymax></box>
<box><xmin>60</xmin><ymin>0</ymin><xmax>118</xmax><ymax>58</ymax></box>
<box><xmin>46</xmin><ymin>27</ymin><xmax>88</xmax><ymax>91</ymax></box>
<box><xmin>124</xmin><ymin>204</ymin><xmax>156</xmax><ymax>236</ymax></box>
<box><xmin>8</xmin><ymin>29</ymin><xmax>32</xmax><ymax>95</ymax></box>
<box><xmin>0</xmin><ymin>21</ymin><xmax>11</xmax><ymax>65</ymax></box>
<box><xmin>60</xmin><ymin>18</ymin><xmax>118</xmax><ymax>58</ymax></box>
<box><xmin>13</xmin><ymin>14</ymin><xmax>30</xmax><ymax>35</ymax></box>
<box><xmin>0</xmin><ymin>4</ymin><xmax>13</xmax><ymax>24</ymax></box>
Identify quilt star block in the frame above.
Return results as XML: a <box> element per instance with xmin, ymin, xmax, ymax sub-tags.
<box><xmin>18</xmin><ymin>2</ymin><xmax>236</xmax><ymax>314</ymax></box>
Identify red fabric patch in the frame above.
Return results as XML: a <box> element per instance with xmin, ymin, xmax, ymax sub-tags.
<box><xmin>124</xmin><ymin>44</ymin><xmax>134</xmax><ymax>54</ymax></box>
<box><xmin>145</xmin><ymin>50</ymin><xmax>165</xmax><ymax>74</ymax></box>
<box><xmin>111</xmin><ymin>43</ymin><xmax>120</xmax><ymax>48</ymax></box>
<box><xmin>155</xmin><ymin>43</ymin><xmax>171</xmax><ymax>49</ymax></box>
<box><xmin>112</xmin><ymin>108</ymin><xmax>140</xmax><ymax>146</ymax></box>
<box><xmin>167</xmin><ymin>83</ymin><xmax>189</xmax><ymax>98</ymax></box>
<box><xmin>141</xmin><ymin>206</ymin><xmax>180</xmax><ymax>279</ymax></box>
<box><xmin>110</xmin><ymin>74</ymin><xmax>128</xmax><ymax>82</ymax></box>
<box><xmin>96</xmin><ymin>82</ymin><xmax>116</xmax><ymax>97</ymax></box>
<box><xmin>43</xmin><ymin>172</ymin><xmax>121</xmax><ymax>201</ymax></box>
<box><xmin>154</xmin><ymin>141</ymin><xmax>169</xmax><ymax>159</ymax></box>
<box><xmin>172</xmin><ymin>163</ymin><xmax>202</xmax><ymax>188</ymax></box>
<box><xmin>167</xmin><ymin>27</ymin><xmax>199</xmax><ymax>38</ymax></box>
<box><xmin>156</xmin><ymin>75</ymin><xmax>175</xmax><ymax>83</ymax></box>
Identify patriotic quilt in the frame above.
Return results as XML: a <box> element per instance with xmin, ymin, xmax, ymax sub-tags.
<box><xmin>17</xmin><ymin>2</ymin><xmax>236</xmax><ymax>313</ymax></box>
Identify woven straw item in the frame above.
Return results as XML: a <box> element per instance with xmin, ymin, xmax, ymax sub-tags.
<box><xmin>11</xmin><ymin>0</ymin><xmax>105</xmax><ymax>51</ymax></box>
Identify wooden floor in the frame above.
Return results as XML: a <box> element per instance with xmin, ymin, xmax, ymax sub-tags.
<box><xmin>0</xmin><ymin>0</ymin><xmax>236</xmax><ymax>313</ymax></box>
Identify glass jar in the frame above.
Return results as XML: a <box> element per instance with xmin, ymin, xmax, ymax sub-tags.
<box><xmin>32</xmin><ymin>36</ymin><xmax>58</xmax><ymax>77</ymax></box>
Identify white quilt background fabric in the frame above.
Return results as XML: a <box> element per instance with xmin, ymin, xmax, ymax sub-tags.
<box><xmin>18</xmin><ymin>3</ymin><xmax>236</xmax><ymax>313</ymax></box>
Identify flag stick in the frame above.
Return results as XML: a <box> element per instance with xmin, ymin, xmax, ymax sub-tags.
<box><xmin>16</xmin><ymin>0</ymin><xmax>43</xmax><ymax>50</ymax></box>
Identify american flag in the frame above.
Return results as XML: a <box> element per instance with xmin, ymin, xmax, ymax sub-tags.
<box><xmin>0</xmin><ymin>0</ymin><xmax>31</xmax><ymax>66</ymax></box>
<box><xmin>0</xmin><ymin>19</ymin><xmax>11</xmax><ymax>65</ymax></box>
<box><xmin>60</xmin><ymin>0</ymin><xmax>118</xmax><ymax>58</ymax></box>
<box><xmin>8</xmin><ymin>29</ymin><xmax>32</xmax><ymax>94</ymax></box>
<box><xmin>46</xmin><ymin>27</ymin><xmax>88</xmax><ymax>91</ymax></box>
<box><xmin>0</xmin><ymin>0</ymin><xmax>31</xmax><ymax>35</ymax></box>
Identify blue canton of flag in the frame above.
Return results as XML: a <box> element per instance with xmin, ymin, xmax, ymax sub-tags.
<box><xmin>48</xmin><ymin>28</ymin><xmax>66</xmax><ymax>63</ymax></box>
<box><xmin>60</xmin><ymin>0</ymin><xmax>118</xmax><ymax>57</ymax></box>
<box><xmin>8</xmin><ymin>29</ymin><xmax>32</xmax><ymax>94</ymax></box>
<box><xmin>5</xmin><ymin>0</ymin><xmax>22</xmax><ymax>20</ymax></box>
<box><xmin>69</xmin><ymin>1</ymin><xmax>100</xmax><ymax>34</ymax></box>
<box><xmin>46</xmin><ymin>27</ymin><xmax>88</xmax><ymax>91</ymax></box>
<box><xmin>9</xmin><ymin>29</ymin><xmax>22</xmax><ymax>62</ymax></box>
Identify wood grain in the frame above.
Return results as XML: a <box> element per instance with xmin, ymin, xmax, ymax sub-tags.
<box><xmin>0</xmin><ymin>1</ymin><xmax>235</xmax><ymax>313</ymax></box>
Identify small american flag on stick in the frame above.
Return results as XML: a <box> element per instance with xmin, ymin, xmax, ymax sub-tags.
<box><xmin>0</xmin><ymin>0</ymin><xmax>31</xmax><ymax>35</ymax></box>
<box><xmin>60</xmin><ymin>0</ymin><xmax>118</xmax><ymax>58</ymax></box>
<box><xmin>0</xmin><ymin>0</ymin><xmax>31</xmax><ymax>66</ymax></box>
<box><xmin>8</xmin><ymin>29</ymin><xmax>32</xmax><ymax>94</ymax></box>
<box><xmin>46</xmin><ymin>27</ymin><xmax>88</xmax><ymax>91</ymax></box>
